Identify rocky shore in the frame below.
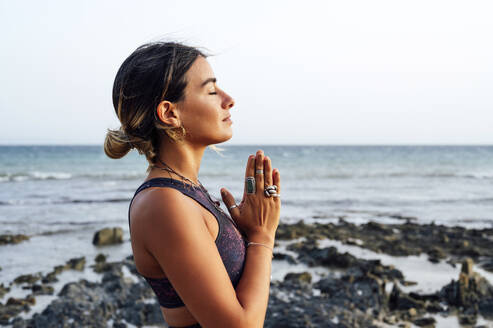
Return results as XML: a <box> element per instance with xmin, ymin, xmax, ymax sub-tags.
<box><xmin>1</xmin><ymin>220</ymin><xmax>492</xmax><ymax>327</ymax></box>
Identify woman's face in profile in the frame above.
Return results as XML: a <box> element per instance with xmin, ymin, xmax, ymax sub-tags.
<box><xmin>178</xmin><ymin>56</ymin><xmax>235</xmax><ymax>145</ymax></box>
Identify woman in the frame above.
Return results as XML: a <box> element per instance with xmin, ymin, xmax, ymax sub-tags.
<box><xmin>104</xmin><ymin>41</ymin><xmax>281</xmax><ymax>328</ymax></box>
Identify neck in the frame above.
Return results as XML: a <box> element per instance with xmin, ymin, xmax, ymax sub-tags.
<box><xmin>149</xmin><ymin>137</ymin><xmax>207</xmax><ymax>185</ymax></box>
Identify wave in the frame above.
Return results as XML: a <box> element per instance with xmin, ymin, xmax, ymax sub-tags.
<box><xmin>0</xmin><ymin>171</ymin><xmax>72</xmax><ymax>182</ymax></box>
<box><xmin>0</xmin><ymin>171</ymin><xmax>149</xmax><ymax>182</ymax></box>
<box><xmin>2</xmin><ymin>167</ymin><xmax>493</xmax><ymax>183</ymax></box>
<box><xmin>57</xmin><ymin>198</ymin><xmax>131</xmax><ymax>204</ymax></box>
<box><xmin>430</xmin><ymin>197</ymin><xmax>493</xmax><ymax>204</ymax></box>
<box><xmin>293</xmin><ymin>171</ymin><xmax>493</xmax><ymax>180</ymax></box>
<box><xmin>0</xmin><ymin>198</ymin><xmax>131</xmax><ymax>206</ymax></box>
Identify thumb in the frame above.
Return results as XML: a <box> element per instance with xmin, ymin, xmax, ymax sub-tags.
<box><xmin>220</xmin><ymin>188</ymin><xmax>240</xmax><ymax>219</ymax></box>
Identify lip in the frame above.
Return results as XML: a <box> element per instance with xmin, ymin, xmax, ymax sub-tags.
<box><xmin>222</xmin><ymin>115</ymin><xmax>231</xmax><ymax>122</ymax></box>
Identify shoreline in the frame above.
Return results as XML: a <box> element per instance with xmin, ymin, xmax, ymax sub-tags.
<box><xmin>1</xmin><ymin>220</ymin><xmax>492</xmax><ymax>327</ymax></box>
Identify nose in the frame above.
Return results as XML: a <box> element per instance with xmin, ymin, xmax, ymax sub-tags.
<box><xmin>222</xmin><ymin>91</ymin><xmax>235</xmax><ymax>110</ymax></box>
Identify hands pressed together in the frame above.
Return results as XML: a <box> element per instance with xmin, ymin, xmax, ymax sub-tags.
<box><xmin>220</xmin><ymin>150</ymin><xmax>281</xmax><ymax>247</ymax></box>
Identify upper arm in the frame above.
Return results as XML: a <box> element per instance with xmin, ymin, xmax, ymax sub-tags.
<box><xmin>133</xmin><ymin>187</ymin><xmax>248</xmax><ymax>328</ymax></box>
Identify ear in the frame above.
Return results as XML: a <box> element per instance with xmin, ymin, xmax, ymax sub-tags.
<box><xmin>156</xmin><ymin>101</ymin><xmax>181</xmax><ymax>127</ymax></box>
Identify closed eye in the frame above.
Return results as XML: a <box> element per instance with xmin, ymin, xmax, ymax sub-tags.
<box><xmin>209</xmin><ymin>92</ymin><xmax>217</xmax><ymax>95</ymax></box>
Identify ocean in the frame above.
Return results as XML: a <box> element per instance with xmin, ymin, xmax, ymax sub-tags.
<box><xmin>1</xmin><ymin>145</ymin><xmax>492</xmax><ymax>287</ymax></box>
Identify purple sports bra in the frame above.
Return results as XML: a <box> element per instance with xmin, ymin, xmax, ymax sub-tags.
<box><xmin>128</xmin><ymin>177</ymin><xmax>247</xmax><ymax>310</ymax></box>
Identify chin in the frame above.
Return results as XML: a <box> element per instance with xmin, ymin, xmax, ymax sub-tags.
<box><xmin>213</xmin><ymin>130</ymin><xmax>233</xmax><ymax>144</ymax></box>
<box><xmin>218</xmin><ymin>132</ymin><xmax>233</xmax><ymax>144</ymax></box>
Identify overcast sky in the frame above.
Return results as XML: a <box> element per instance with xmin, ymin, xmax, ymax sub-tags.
<box><xmin>1</xmin><ymin>0</ymin><xmax>492</xmax><ymax>145</ymax></box>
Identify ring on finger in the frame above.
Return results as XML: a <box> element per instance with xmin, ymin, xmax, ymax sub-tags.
<box><xmin>229</xmin><ymin>204</ymin><xmax>238</xmax><ymax>210</ymax></box>
<box><xmin>264</xmin><ymin>185</ymin><xmax>277</xmax><ymax>197</ymax></box>
<box><xmin>245</xmin><ymin>177</ymin><xmax>256</xmax><ymax>194</ymax></box>
<box><xmin>256</xmin><ymin>169</ymin><xmax>263</xmax><ymax>174</ymax></box>
<box><xmin>264</xmin><ymin>190</ymin><xmax>277</xmax><ymax>197</ymax></box>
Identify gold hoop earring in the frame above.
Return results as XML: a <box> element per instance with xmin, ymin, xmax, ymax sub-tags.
<box><xmin>166</xmin><ymin>125</ymin><xmax>186</xmax><ymax>142</ymax></box>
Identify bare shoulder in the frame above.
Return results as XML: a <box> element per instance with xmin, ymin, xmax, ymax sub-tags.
<box><xmin>130</xmin><ymin>186</ymin><xmax>248</xmax><ymax>327</ymax></box>
<box><xmin>130</xmin><ymin>186</ymin><xmax>197</xmax><ymax>224</ymax></box>
<box><xmin>130</xmin><ymin>187</ymin><xmax>185</xmax><ymax>232</ymax></box>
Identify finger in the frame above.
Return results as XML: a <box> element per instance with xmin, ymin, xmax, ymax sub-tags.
<box><xmin>244</xmin><ymin>154</ymin><xmax>255</xmax><ymax>178</ymax></box>
<box><xmin>264</xmin><ymin>156</ymin><xmax>273</xmax><ymax>188</ymax></box>
<box><xmin>255</xmin><ymin>150</ymin><xmax>265</xmax><ymax>194</ymax></box>
<box><xmin>272</xmin><ymin>168</ymin><xmax>281</xmax><ymax>197</ymax></box>
<box><xmin>220</xmin><ymin>188</ymin><xmax>240</xmax><ymax>219</ymax></box>
<box><xmin>245</xmin><ymin>155</ymin><xmax>255</xmax><ymax>195</ymax></box>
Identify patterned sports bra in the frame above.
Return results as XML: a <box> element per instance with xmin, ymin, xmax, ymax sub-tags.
<box><xmin>128</xmin><ymin>177</ymin><xmax>247</xmax><ymax>309</ymax></box>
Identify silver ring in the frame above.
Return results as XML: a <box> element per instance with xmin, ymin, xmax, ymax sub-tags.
<box><xmin>229</xmin><ymin>204</ymin><xmax>238</xmax><ymax>210</ymax></box>
<box><xmin>271</xmin><ymin>193</ymin><xmax>280</xmax><ymax>198</ymax></box>
<box><xmin>245</xmin><ymin>176</ymin><xmax>256</xmax><ymax>194</ymax></box>
<box><xmin>264</xmin><ymin>185</ymin><xmax>278</xmax><ymax>197</ymax></box>
<box><xmin>256</xmin><ymin>169</ymin><xmax>263</xmax><ymax>174</ymax></box>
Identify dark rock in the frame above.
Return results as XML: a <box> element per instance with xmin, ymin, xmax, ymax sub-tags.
<box><xmin>275</xmin><ymin>220</ymin><xmax>311</xmax><ymax>240</ymax></box>
<box><xmin>0</xmin><ymin>283</ymin><xmax>10</xmax><ymax>299</ymax></box>
<box><xmin>95</xmin><ymin>253</ymin><xmax>107</xmax><ymax>263</ymax></box>
<box><xmin>425</xmin><ymin>302</ymin><xmax>444</xmax><ymax>313</ymax></box>
<box><xmin>65</xmin><ymin>256</ymin><xmax>86</xmax><ymax>271</ymax></box>
<box><xmin>427</xmin><ymin>247</ymin><xmax>447</xmax><ymax>263</ymax></box>
<box><xmin>458</xmin><ymin>246</ymin><xmax>481</xmax><ymax>258</ymax></box>
<box><xmin>267</xmin><ymin>278</ymin><xmax>378</xmax><ymax>327</ymax></box>
<box><xmin>461</xmin><ymin>258</ymin><xmax>474</xmax><ymax>275</ymax></box>
<box><xmin>389</xmin><ymin>284</ymin><xmax>425</xmax><ymax>311</ymax></box>
<box><xmin>439</xmin><ymin>259</ymin><xmax>493</xmax><ymax>318</ymax></box>
<box><xmin>273</xmin><ymin>252</ymin><xmax>297</xmax><ymax>264</ymax></box>
<box><xmin>412</xmin><ymin>316</ymin><xmax>436</xmax><ymax>327</ymax></box>
<box><xmin>121</xmin><ymin>301</ymin><xmax>163</xmax><ymax>326</ymax></box>
<box><xmin>459</xmin><ymin>314</ymin><xmax>477</xmax><ymax>325</ymax></box>
<box><xmin>24</xmin><ymin>271</ymin><xmax>164</xmax><ymax>327</ymax></box>
<box><xmin>93</xmin><ymin>227</ymin><xmax>123</xmax><ymax>246</ymax></box>
<box><xmin>0</xmin><ymin>301</ymin><xmax>31</xmax><ymax>326</ymax></box>
<box><xmin>408</xmin><ymin>292</ymin><xmax>440</xmax><ymax>302</ymax></box>
<box><xmin>364</xmin><ymin>221</ymin><xmax>390</xmax><ymax>233</ymax></box>
<box><xmin>6</xmin><ymin>295</ymin><xmax>35</xmax><ymax>306</ymax></box>
<box><xmin>13</xmin><ymin>273</ymin><xmax>41</xmax><ymax>285</ymax></box>
<box><xmin>41</xmin><ymin>271</ymin><xmax>59</xmax><ymax>284</ymax></box>
<box><xmin>32</xmin><ymin>284</ymin><xmax>54</xmax><ymax>295</ymax></box>
<box><xmin>92</xmin><ymin>260</ymin><xmax>123</xmax><ymax>274</ymax></box>
<box><xmin>53</xmin><ymin>265</ymin><xmax>65</xmax><ymax>274</ymax></box>
<box><xmin>0</xmin><ymin>234</ymin><xmax>30</xmax><ymax>245</ymax></box>
<box><xmin>292</xmin><ymin>243</ymin><xmax>357</xmax><ymax>268</ymax></box>
<box><xmin>479</xmin><ymin>298</ymin><xmax>493</xmax><ymax>318</ymax></box>
<box><xmin>9</xmin><ymin>219</ymin><xmax>493</xmax><ymax>327</ymax></box>
<box><xmin>314</xmin><ymin>273</ymin><xmax>386</xmax><ymax>314</ymax></box>
<box><xmin>284</xmin><ymin>272</ymin><xmax>312</xmax><ymax>284</ymax></box>
<box><xmin>276</xmin><ymin>219</ymin><xmax>493</xmax><ymax>262</ymax></box>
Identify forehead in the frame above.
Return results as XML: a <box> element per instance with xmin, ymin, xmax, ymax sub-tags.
<box><xmin>186</xmin><ymin>56</ymin><xmax>215</xmax><ymax>87</ymax></box>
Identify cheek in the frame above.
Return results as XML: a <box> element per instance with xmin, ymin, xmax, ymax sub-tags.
<box><xmin>183</xmin><ymin>102</ymin><xmax>219</xmax><ymax>130</ymax></box>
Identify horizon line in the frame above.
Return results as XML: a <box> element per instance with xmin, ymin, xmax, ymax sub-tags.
<box><xmin>1</xmin><ymin>143</ymin><xmax>492</xmax><ymax>147</ymax></box>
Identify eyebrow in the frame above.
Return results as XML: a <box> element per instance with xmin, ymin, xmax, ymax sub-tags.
<box><xmin>200</xmin><ymin>77</ymin><xmax>217</xmax><ymax>88</ymax></box>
